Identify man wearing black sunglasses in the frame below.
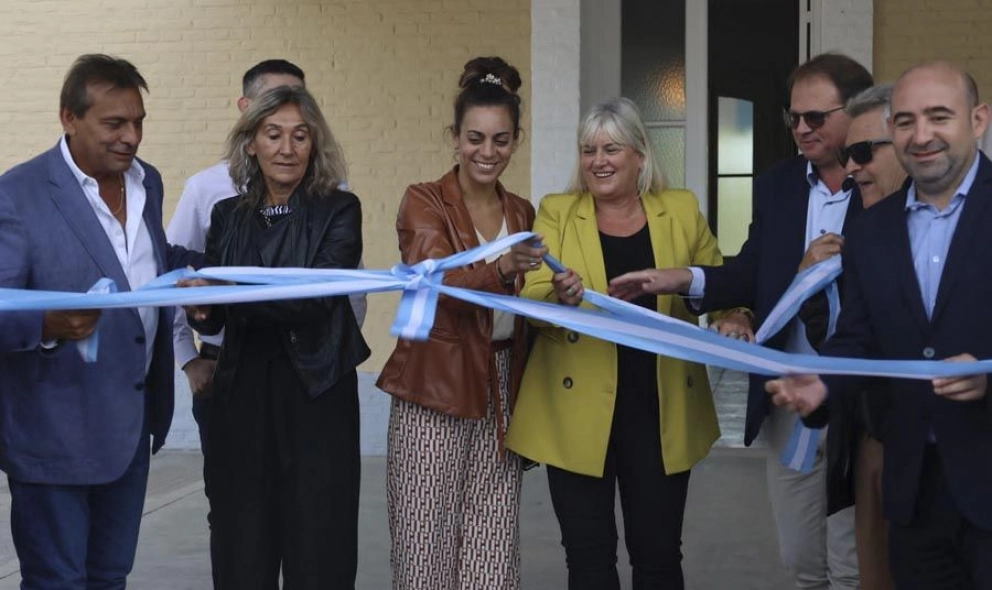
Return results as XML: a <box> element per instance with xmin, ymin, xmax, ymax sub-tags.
<box><xmin>769</xmin><ymin>61</ymin><xmax>992</xmax><ymax>589</ymax></box>
<box><xmin>609</xmin><ymin>52</ymin><xmax>873</xmax><ymax>590</ymax></box>
<box><xmin>801</xmin><ymin>83</ymin><xmax>906</xmax><ymax>590</ymax></box>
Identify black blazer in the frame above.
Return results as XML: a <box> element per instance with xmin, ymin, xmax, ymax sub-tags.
<box><xmin>697</xmin><ymin>156</ymin><xmax>862</xmax><ymax>445</ymax></box>
<box><xmin>191</xmin><ymin>188</ymin><xmax>370</xmax><ymax>400</ymax></box>
<box><xmin>815</xmin><ymin>154</ymin><xmax>992</xmax><ymax>530</ymax></box>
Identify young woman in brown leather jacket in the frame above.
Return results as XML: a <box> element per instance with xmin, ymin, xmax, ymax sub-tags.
<box><xmin>376</xmin><ymin>57</ymin><xmax>546</xmax><ymax>590</ymax></box>
<box><xmin>184</xmin><ymin>86</ymin><xmax>369</xmax><ymax>589</ymax></box>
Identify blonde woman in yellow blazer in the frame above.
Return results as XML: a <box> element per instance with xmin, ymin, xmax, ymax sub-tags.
<box><xmin>506</xmin><ymin>98</ymin><xmax>746</xmax><ymax>590</ymax></box>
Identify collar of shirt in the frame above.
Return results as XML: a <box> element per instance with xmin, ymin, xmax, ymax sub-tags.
<box><xmin>905</xmin><ymin>152</ymin><xmax>980</xmax><ymax>215</ymax></box>
<box><xmin>59</xmin><ymin>135</ymin><xmax>146</xmax><ymax>192</ymax></box>
<box><xmin>805</xmin><ymin>160</ymin><xmax>852</xmax><ymax>205</ymax></box>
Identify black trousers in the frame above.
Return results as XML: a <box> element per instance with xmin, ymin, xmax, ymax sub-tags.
<box><xmin>888</xmin><ymin>446</ymin><xmax>992</xmax><ymax>590</ymax></box>
<box><xmin>207</xmin><ymin>341</ymin><xmax>360</xmax><ymax>590</ymax></box>
<box><xmin>546</xmin><ymin>380</ymin><xmax>691</xmax><ymax>590</ymax></box>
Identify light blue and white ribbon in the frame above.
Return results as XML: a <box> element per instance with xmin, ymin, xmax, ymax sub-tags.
<box><xmin>754</xmin><ymin>256</ymin><xmax>842</xmax><ymax>473</ymax></box>
<box><xmin>2</xmin><ymin>233</ymin><xmax>990</xmax><ymax>389</ymax></box>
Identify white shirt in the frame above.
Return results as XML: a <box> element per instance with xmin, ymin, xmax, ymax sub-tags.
<box><xmin>166</xmin><ymin>161</ymin><xmax>369</xmax><ymax>369</ymax></box>
<box><xmin>782</xmin><ymin>162</ymin><xmax>852</xmax><ymax>354</ymax></box>
<box><xmin>474</xmin><ymin>218</ymin><xmax>515</xmax><ymax>341</ymax></box>
<box><xmin>59</xmin><ymin>136</ymin><xmax>158</xmax><ymax>373</ymax></box>
<box><xmin>166</xmin><ymin>162</ymin><xmax>234</xmax><ymax>368</ymax></box>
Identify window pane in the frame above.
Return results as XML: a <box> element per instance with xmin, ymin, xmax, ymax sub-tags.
<box><xmin>621</xmin><ymin>0</ymin><xmax>686</xmax><ymax>121</ymax></box>
<box><xmin>717</xmin><ymin>97</ymin><xmax>754</xmax><ymax>175</ymax></box>
<box><xmin>717</xmin><ymin>177</ymin><xmax>752</xmax><ymax>256</ymax></box>
<box><xmin>647</xmin><ymin>127</ymin><xmax>685</xmax><ymax>189</ymax></box>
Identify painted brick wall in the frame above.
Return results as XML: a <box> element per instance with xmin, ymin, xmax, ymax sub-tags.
<box><xmin>875</xmin><ymin>0</ymin><xmax>992</xmax><ymax>97</ymax></box>
<box><xmin>817</xmin><ymin>0</ymin><xmax>873</xmax><ymax>72</ymax></box>
<box><xmin>0</xmin><ymin>0</ymin><xmax>531</xmax><ymax>452</ymax></box>
<box><xmin>531</xmin><ymin>0</ymin><xmax>581</xmax><ymax>203</ymax></box>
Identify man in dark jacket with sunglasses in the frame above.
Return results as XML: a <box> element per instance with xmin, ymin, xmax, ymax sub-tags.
<box><xmin>801</xmin><ymin>83</ymin><xmax>906</xmax><ymax>590</ymax></box>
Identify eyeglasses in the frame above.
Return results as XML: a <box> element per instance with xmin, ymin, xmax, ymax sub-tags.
<box><xmin>839</xmin><ymin>139</ymin><xmax>893</xmax><ymax>166</ymax></box>
<box><xmin>782</xmin><ymin>106</ymin><xmax>845</xmax><ymax>130</ymax></box>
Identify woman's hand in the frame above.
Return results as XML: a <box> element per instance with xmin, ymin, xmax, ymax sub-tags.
<box><xmin>497</xmin><ymin>236</ymin><xmax>549</xmax><ymax>281</ymax></box>
<box><xmin>177</xmin><ymin>277</ymin><xmax>215</xmax><ymax>322</ymax></box>
<box><xmin>552</xmin><ymin>269</ymin><xmax>584</xmax><ymax>306</ymax></box>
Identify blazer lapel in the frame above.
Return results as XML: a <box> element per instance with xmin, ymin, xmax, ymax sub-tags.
<box><xmin>440</xmin><ymin>168</ymin><xmax>480</xmax><ymax>257</ymax></box>
<box><xmin>571</xmin><ymin>193</ymin><xmax>608</xmax><ymax>293</ymax></box>
<box><xmin>931</xmin><ymin>156</ymin><xmax>992</xmax><ymax>325</ymax></box>
<box><xmin>45</xmin><ymin>147</ymin><xmax>131</xmax><ymax>290</ymax></box>
<box><xmin>642</xmin><ymin>194</ymin><xmax>674</xmax><ymax>317</ymax></box>
<box><xmin>141</xmin><ymin>168</ymin><xmax>167</xmax><ymax>273</ymax></box>
<box><xmin>884</xmin><ymin>189</ymin><xmax>931</xmax><ymax>332</ymax></box>
<box><xmin>782</xmin><ymin>159</ymin><xmax>813</xmax><ymax>270</ymax></box>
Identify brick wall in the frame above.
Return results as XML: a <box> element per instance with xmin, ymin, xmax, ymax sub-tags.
<box><xmin>531</xmin><ymin>0</ymin><xmax>581</xmax><ymax>203</ymax></box>
<box><xmin>0</xmin><ymin>0</ymin><xmax>531</xmax><ymax>371</ymax></box>
<box><xmin>0</xmin><ymin>0</ymin><xmax>531</xmax><ymax>452</ymax></box>
<box><xmin>875</xmin><ymin>0</ymin><xmax>992</xmax><ymax>96</ymax></box>
<box><xmin>816</xmin><ymin>0</ymin><xmax>873</xmax><ymax>72</ymax></box>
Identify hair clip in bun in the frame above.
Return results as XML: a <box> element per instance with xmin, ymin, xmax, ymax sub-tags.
<box><xmin>479</xmin><ymin>73</ymin><xmax>503</xmax><ymax>87</ymax></box>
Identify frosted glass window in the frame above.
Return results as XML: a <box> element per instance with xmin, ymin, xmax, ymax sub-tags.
<box><xmin>647</xmin><ymin>128</ymin><xmax>685</xmax><ymax>189</ymax></box>
<box><xmin>621</xmin><ymin>0</ymin><xmax>686</xmax><ymax>121</ymax></box>
<box><xmin>717</xmin><ymin>97</ymin><xmax>754</xmax><ymax>175</ymax></box>
<box><xmin>717</xmin><ymin>178</ymin><xmax>752</xmax><ymax>256</ymax></box>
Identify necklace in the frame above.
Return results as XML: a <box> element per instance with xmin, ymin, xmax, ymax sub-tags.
<box><xmin>111</xmin><ymin>174</ymin><xmax>125</xmax><ymax>216</ymax></box>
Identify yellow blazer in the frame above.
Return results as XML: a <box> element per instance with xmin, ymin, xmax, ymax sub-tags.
<box><xmin>505</xmin><ymin>190</ymin><xmax>723</xmax><ymax>476</ymax></box>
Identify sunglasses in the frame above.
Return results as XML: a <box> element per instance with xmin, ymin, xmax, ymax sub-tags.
<box><xmin>839</xmin><ymin>139</ymin><xmax>893</xmax><ymax>166</ymax></box>
<box><xmin>782</xmin><ymin>106</ymin><xmax>845</xmax><ymax>130</ymax></box>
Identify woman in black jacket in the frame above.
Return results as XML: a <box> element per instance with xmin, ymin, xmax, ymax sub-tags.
<box><xmin>184</xmin><ymin>85</ymin><xmax>370</xmax><ymax>590</ymax></box>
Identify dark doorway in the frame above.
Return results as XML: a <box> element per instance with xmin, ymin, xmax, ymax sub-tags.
<box><xmin>708</xmin><ymin>0</ymin><xmax>799</xmax><ymax>256</ymax></box>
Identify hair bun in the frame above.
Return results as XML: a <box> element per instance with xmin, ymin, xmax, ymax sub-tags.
<box><xmin>458</xmin><ymin>56</ymin><xmax>522</xmax><ymax>94</ymax></box>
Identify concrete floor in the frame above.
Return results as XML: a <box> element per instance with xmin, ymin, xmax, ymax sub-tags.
<box><xmin>0</xmin><ymin>448</ymin><xmax>792</xmax><ymax>590</ymax></box>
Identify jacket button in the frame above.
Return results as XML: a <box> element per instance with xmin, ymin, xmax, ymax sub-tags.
<box><xmin>135</xmin><ymin>335</ymin><xmax>145</xmax><ymax>345</ymax></box>
<box><xmin>922</xmin><ymin>346</ymin><xmax>936</xmax><ymax>359</ymax></box>
<box><xmin>687</xmin><ymin>376</ymin><xmax>694</xmax><ymax>388</ymax></box>
<box><xmin>135</xmin><ymin>382</ymin><xmax>145</xmax><ymax>391</ymax></box>
<box><xmin>562</xmin><ymin>377</ymin><xmax>573</xmax><ymax>389</ymax></box>
<box><xmin>567</xmin><ymin>331</ymin><xmax>580</xmax><ymax>343</ymax></box>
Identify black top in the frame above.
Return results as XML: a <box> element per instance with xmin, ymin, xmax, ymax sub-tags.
<box><xmin>600</xmin><ymin>223</ymin><xmax>658</xmax><ymax>400</ymax></box>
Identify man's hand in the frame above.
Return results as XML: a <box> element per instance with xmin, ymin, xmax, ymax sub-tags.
<box><xmin>933</xmin><ymin>354</ymin><xmax>987</xmax><ymax>402</ymax></box>
<box><xmin>183</xmin><ymin>357</ymin><xmax>216</xmax><ymax>399</ymax></box>
<box><xmin>608</xmin><ymin>268</ymin><xmax>693</xmax><ymax>301</ymax></box>
<box><xmin>177</xmin><ymin>278</ymin><xmax>214</xmax><ymax>322</ymax></box>
<box><xmin>42</xmin><ymin>309</ymin><xmax>101</xmax><ymax>341</ymax></box>
<box><xmin>766</xmin><ymin>374</ymin><xmax>828</xmax><ymax>417</ymax></box>
<box><xmin>798</xmin><ymin>233</ymin><xmax>844</xmax><ymax>271</ymax></box>
<box><xmin>710</xmin><ymin>310</ymin><xmax>755</xmax><ymax>343</ymax></box>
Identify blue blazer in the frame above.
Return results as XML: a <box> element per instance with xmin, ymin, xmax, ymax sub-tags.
<box><xmin>0</xmin><ymin>143</ymin><xmax>199</xmax><ymax>485</ymax></box>
<box><xmin>696</xmin><ymin>156</ymin><xmax>862</xmax><ymax>445</ymax></box>
<box><xmin>815</xmin><ymin>154</ymin><xmax>992</xmax><ymax>530</ymax></box>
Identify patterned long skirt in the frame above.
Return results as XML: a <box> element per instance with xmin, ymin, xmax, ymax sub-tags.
<box><xmin>387</xmin><ymin>347</ymin><xmax>522</xmax><ymax>590</ymax></box>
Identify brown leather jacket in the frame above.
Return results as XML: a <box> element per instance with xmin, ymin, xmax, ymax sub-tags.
<box><xmin>376</xmin><ymin>167</ymin><xmax>536</xmax><ymax>418</ymax></box>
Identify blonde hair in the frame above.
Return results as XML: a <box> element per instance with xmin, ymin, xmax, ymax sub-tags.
<box><xmin>567</xmin><ymin>97</ymin><xmax>666</xmax><ymax>196</ymax></box>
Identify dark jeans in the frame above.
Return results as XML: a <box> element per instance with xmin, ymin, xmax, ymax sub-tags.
<box><xmin>9</xmin><ymin>432</ymin><xmax>150</xmax><ymax>590</ymax></box>
<box><xmin>888</xmin><ymin>446</ymin><xmax>992</xmax><ymax>590</ymax></box>
<box><xmin>547</xmin><ymin>382</ymin><xmax>691</xmax><ymax>590</ymax></box>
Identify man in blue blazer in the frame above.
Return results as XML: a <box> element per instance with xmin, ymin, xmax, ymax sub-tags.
<box><xmin>770</xmin><ymin>61</ymin><xmax>992</xmax><ymax>588</ymax></box>
<box><xmin>611</xmin><ymin>53</ymin><xmax>872</xmax><ymax>588</ymax></box>
<box><xmin>0</xmin><ymin>54</ymin><xmax>199</xmax><ymax>589</ymax></box>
